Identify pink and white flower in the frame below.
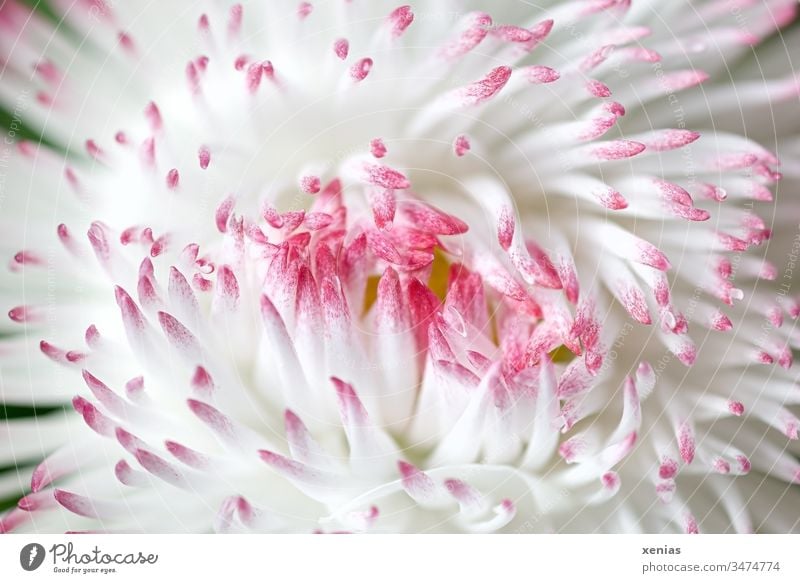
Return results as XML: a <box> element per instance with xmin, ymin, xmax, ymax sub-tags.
<box><xmin>0</xmin><ymin>0</ymin><xmax>798</xmax><ymax>533</ymax></box>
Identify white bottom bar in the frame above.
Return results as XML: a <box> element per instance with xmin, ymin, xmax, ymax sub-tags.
<box><xmin>1</xmin><ymin>534</ymin><xmax>797</xmax><ymax>582</ymax></box>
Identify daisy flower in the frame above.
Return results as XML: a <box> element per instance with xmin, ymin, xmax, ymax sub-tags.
<box><xmin>0</xmin><ymin>0</ymin><xmax>798</xmax><ymax>533</ymax></box>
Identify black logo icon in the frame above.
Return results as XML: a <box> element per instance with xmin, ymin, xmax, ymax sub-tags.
<box><xmin>20</xmin><ymin>543</ymin><xmax>46</xmax><ymax>571</ymax></box>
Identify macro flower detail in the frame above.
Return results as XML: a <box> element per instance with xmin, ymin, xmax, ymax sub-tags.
<box><xmin>0</xmin><ymin>0</ymin><xmax>798</xmax><ymax>533</ymax></box>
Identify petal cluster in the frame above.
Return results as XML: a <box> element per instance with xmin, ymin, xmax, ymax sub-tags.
<box><xmin>0</xmin><ymin>0</ymin><xmax>798</xmax><ymax>533</ymax></box>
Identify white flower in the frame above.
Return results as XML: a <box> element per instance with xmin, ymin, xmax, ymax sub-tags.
<box><xmin>1</xmin><ymin>0</ymin><xmax>798</xmax><ymax>533</ymax></box>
